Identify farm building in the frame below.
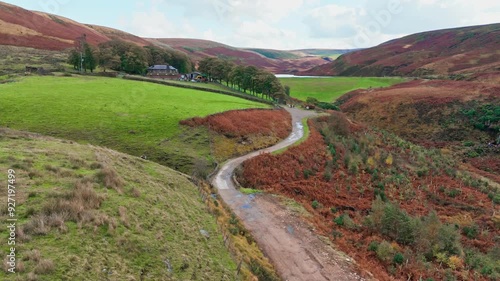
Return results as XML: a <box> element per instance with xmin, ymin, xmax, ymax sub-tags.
<box><xmin>147</xmin><ymin>65</ymin><xmax>178</xmax><ymax>76</ymax></box>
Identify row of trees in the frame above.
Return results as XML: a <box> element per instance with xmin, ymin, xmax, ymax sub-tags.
<box><xmin>68</xmin><ymin>38</ymin><xmax>288</xmax><ymax>102</ymax></box>
<box><xmin>68</xmin><ymin>39</ymin><xmax>194</xmax><ymax>74</ymax></box>
<box><xmin>198</xmin><ymin>57</ymin><xmax>289</xmax><ymax>101</ymax></box>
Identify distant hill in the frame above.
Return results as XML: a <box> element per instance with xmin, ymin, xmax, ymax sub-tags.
<box><xmin>0</xmin><ymin>1</ymin><xmax>335</xmax><ymax>73</ymax></box>
<box><xmin>245</xmin><ymin>48</ymin><xmax>302</xmax><ymax>60</ymax></box>
<box><xmin>292</xmin><ymin>49</ymin><xmax>356</xmax><ymax>60</ymax></box>
<box><xmin>244</xmin><ymin>48</ymin><xmax>356</xmax><ymax>61</ymax></box>
<box><xmin>301</xmin><ymin>23</ymin><xmax>500</xmax><ymax>81</ymax></box>
<box><xmin>146</xmin><ymin>38</ymin><xmax>330</xmax><ymax>73</ymax></box>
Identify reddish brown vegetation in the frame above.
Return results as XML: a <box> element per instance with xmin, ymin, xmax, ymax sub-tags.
<box><xmin>301</xmin><ymin>23</ymin><xmax>500</xmax><ymax>82</ymax></box>
<box><xmin>467</xmin><ymin>157</ymin><xmax>500</xmax><ymax>183</ymax></box>
<box><xmin>149</xmin><ymin>38</ymin><xmax>328</xmax><ymax>73</ymax></box>
<box><xmin>238</xmin><ymin>112</ymin><xmax>498</xmax><ymax>280</ymax></box>
<box><xmin>340</xmin><ymin>79</ymin><xmax>500</xmax><ymax>109</ymax></box>
<box><xmin>338</xmin><ymin>79</ymin><xmax>500</xmax><ymax>142</ymax></box>
<box><xmin>337</xmin><ymin>79</ymin><xmax>500</xmax><ymax>183</ymax></box>
<box><xmin>0</xmin><ymin>3</ymin><xmax>108</xmax><ymax>49</ymax></box>
<box><xmin>469</xmin><ymin>157</ymin><xmax>500</xmax><ymax>176</ymax></box>
<box><xmin>181</xmin><ymin>108</ymin><xmax>292</xmax><ymax>139</ymax></box>
<box><xmin>0</xmin><ymin>2</ymin><xmax>149</xmax><ymax>50</ymax></box>
<box><xmin>0</xmin><ymin>33</ymin><xmax>71</xmax><ymax>50</ymax></box>
<box><xmin>0</xmin><ymin>2</ymin><xmax>328</xmax><ymax>72</ymax></box>
<box><xmin>86</xmin><ymin>25</ymin><xmax>149</xmax><ymax>46</ymax></box>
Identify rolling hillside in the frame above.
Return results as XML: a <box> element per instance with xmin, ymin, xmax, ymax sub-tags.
<box><xmin>337</xmin><ymin>79</ymin><xmax>500</xmax><ymax>183</ymax></box>
<box><xmin>0</xmin><ymin>1</ymin><xmax>148</xmax><ymax>50</ymax></box>
<box><xmin>0</xmin><ymin>1</ymin><xmax>333</xmax><ymax>73</ymax></box>
<box><xmin>292</xmin><ymin>49</ymin><xmax>356</xmax><ymax>60</ymax></box>
<box><xmin>244</xmin><ymin>48</ymin><xmax>355</xmax><ymax>60</ymax></box>
<box><xmin>302</xmin><ymin>23</ymin><xmax>500</xmax><ymax>81</ymax></box>
<box><xmin>0</xmin><ymin>75</ymin><xmax>267</xmax><ymax>174</ymax></box>
<box><xmin>0</xmin><ymin>128</ymin><xmax>237</xmax><ymax>280</ymax></box>
<box><xmin>147</xmin><ymin>38</ymin><xmax>329</xmax><ymax>73</ymax></box>
<box><xmin>238</xmin><ymin>111</ymin><xmax>500</xmax><ymax>280</ymax></box>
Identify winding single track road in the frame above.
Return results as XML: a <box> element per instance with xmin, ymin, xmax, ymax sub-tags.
<box><xmin>212</xmin><ymin>107</ymin><xmax>366</xmax><ymax>281</ymax></box>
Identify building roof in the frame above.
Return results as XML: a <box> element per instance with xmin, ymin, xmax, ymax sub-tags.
<box><xmin>148</xmin><ymin>65</ymin><xmax>177</xmax><ymax>70</ymax></box>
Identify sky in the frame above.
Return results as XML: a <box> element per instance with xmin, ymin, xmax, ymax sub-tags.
<box><xmin>4</xmin><ymin>0</ymin><xmax>500</xmax><ymax>49</ymax></box>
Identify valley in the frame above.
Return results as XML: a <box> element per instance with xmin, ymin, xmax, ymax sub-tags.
<box><xmin>0</xmin><ymin>1</ymin><xmax>498</xmax><ymax>280</ymax></box>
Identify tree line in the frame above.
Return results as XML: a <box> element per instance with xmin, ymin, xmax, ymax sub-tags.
<box><xmin>68</xmin><ymin>39</ymin><xmax>289</xmax><ymax>102</ymax></box>
<box><xmin>68</xmin><ymin>39</ymin><xmax>194</xmax><ymax>74</ymax></box>
<box><xmin>197</xmin><ymin>57</ymin><xmax>289</xmax><ymax>101</ymax></box>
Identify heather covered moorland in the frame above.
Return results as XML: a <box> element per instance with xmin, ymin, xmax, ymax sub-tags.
<box><xmin>1</xmin><ymin>1</ymin><xmax>499</xmax><ymax>280</ymax></box>
<box><xmin>238</xmin><ymin>111</ymin><xmax>499</xmax><ymax>280</ymax></box>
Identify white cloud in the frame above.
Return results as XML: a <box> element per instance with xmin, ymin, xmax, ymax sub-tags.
<box><xmin>417</xmin><ymin>0</ymin><xmax>438</xmax><ymax>6</ymax></box>
<box><xmin>220</xmin><ymin>0</ymin><xmax>304</xmax><ymax>22</ymax></box>
<box><xmin>453</xmin><ymin>0</ymin><xmax>500</xmax><ymax>25</ymax></box>
<box><xmin>128</xmin><ymin>9</ymin><xmax>176</xmax><ymax>38</ymax></box>
<box><xmin>192</xmin><ymin>19</ymin><xmax>300</xmax><ymax>49</ymax></box>
<box><xmin>4</xmin><ymin>0</ymin><xmax>499</xmax><ymax>50</ymax></box>
<box><xmin>149</xmin><ymin>0</ymin><xmax>303</xmax><ymax>24</ymax></box>
<box><xmin>120</xmin><ymin>0</ymin><xmax>499</xmax><ymax>49</ymax></box>
<box><xmin>303</xmin><ymin>4</ymin><xmax>361</xmax><ymax>38</ymax></box>
<box><xmin>231</xmin><ymin>20</ymin><xmax>298</xmax><ymax>49</ymax></box>
<box><xmin>124</xmin><ymin>8</ymin><xmax>200</xmax><ymax>39</ymax></box>
<box><xmin>202</xmin><ymin>29</ymin><xmax>216</xmax><ymax>41</ymax></box>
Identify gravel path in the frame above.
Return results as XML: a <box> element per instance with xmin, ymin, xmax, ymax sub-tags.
<box><xmin>212</xmin><ymin>107</ymin><xmax>368</xmax><ymax>281</ymax></box>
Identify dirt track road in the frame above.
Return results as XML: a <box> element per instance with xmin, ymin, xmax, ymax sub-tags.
<box><xmin>212</xmin><ymin>107</ymin><xmax>367</xmax><ymax>281</ymax></box>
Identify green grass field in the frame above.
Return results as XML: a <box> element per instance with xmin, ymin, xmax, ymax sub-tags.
<box><xmin>161</xmin><ymin>79</ymin><xmax>243</xmax><ymax>93</ymax></box>
<box><xmin>279</xmin><ymin>77</ymin><xmax>407</xmax><ymax>102</ymax></box>
<box><xmin>0</xmin><ymin>76</ymin><xmax>267</xmax><ymax>173</ymax></box>
<box><xmin>0</xmin><ymin>129</ymin><xmax>237</xmax><ymax>280</ymax></box>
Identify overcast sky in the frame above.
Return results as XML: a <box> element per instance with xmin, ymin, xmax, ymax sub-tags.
<box><xmin>5</xmin><ymin>0</ymin><xmax>500</xmax><ymax>49</ymax></box>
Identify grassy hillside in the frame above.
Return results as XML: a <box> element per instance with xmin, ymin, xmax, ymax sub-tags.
<box><xmin>0</xmin><ymin>128</ymin><xmax>237</xmax><ymax>280</ymax></box>
<box><xmin>279</xmin><ymin>77</ymin><xmax>406</xmax><ymax>102</ymax></box>
<box><xmin>301</xmin><ymin>23</ymin><xmax>500</xmax><ymax>82</ymax></box>
<box><xmin>0</xmin><ymin>75</ymin><xmax>267</xmax><ymax>173</ymax></box>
